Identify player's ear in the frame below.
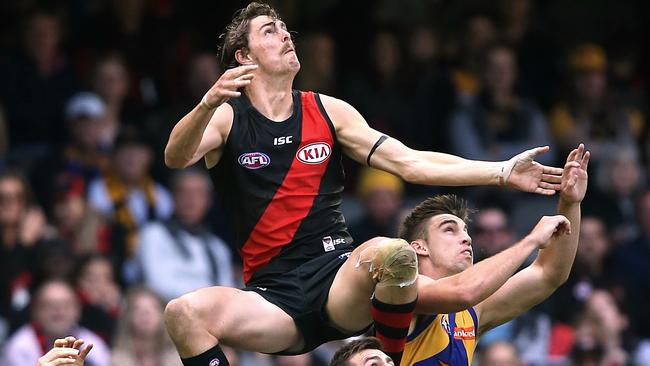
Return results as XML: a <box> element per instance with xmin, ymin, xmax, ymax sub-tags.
<box><xmin>235</xmin><ymin>48</ymin><xmax>254</xmax><ymax>65</ymax></box>
<box><xmin>411</xmin><ymin>240</ymin><xmax>429</xmax><ymax>257</ymax></box>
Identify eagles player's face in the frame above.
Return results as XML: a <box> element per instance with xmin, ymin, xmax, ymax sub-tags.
<box><xmin>245</xmin><ymin>16</ymin><xmax>300</xmax><ymax>75</ymax></box>
<box><xmin>425</xmin><ymin>214</ymin><xmax>474</xmax><ymax>275</ymax></box>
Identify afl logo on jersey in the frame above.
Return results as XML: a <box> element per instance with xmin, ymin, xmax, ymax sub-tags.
<box><xmin>238</xmin><ymin>152</ymin><xmax>270</xmax><ymax>169</ymax></box>
<box><xmin>297</xmin><ymin>142</ymin><xmax>331</xmax><ymax>164</ymax></box>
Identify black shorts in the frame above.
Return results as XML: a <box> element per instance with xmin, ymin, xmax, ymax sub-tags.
<box><xmin>242</xmin><ymin>248</ymin><xmax>370</xmax><ymax>354</ymax></box>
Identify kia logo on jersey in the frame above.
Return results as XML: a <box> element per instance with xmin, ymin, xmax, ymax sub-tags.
<box><xmin>238</xmin><ymin>152</ymin><xmax>271</xmax><ymax>169</ymax></box>
<box><xmin>296</xmin><ymin>142</ymin><xmax>331</xmax><ymax>164</ymax></box>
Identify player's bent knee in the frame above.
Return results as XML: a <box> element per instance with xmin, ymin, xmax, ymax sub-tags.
<box><xmin>164</xmin><ymin>296</ymin><xmax>198</xmax><ymax>334</ymax></box>
<box><xmin>356</xmin><ymin>238</ymin><xmax>418</xmax><ymax>288</ymax></box>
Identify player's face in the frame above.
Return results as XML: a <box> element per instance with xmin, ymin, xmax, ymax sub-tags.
<box><xmin>424</xmin><ymin>214</ymin><xmax>473</xmax><ymax>276</ymax></box>
<box><xmin>245</xmin><ymin>16</ymin><xmax>300</xmax><ymax>76</ymax></box>
<box><xmin>348</xmin><ymin>349</ymin><xmax>395</xmax><ymax>366</ymax></box>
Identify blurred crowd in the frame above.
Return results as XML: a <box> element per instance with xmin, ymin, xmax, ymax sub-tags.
<box><xmin>0</xmin><ymin>0</ymin><xmax>649</xmax><ymax>365</ymax></box>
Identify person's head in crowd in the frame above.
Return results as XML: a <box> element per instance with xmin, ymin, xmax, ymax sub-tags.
<box><xmin>569</xmin><ymin>43</ymin><xmax>608</xmax><ymax>106</ymax></box>
<box><xmin>112</xmin><ymin>287</ymin><xmax>175</xmax><ymax>356</ymax></box>
<box><xmin>357</xmin><ymin>167</ymin><xmax>404</xmax><ymax>226</ymax></box>
<box><xmin>409</xmin><ymin>25</ymin><xmax>439</xmax><ymax>66</ymax></box>
<box><xmin>0</xmin><ymin>170</ymin><xmax>31</xmax><ymax>230</ymax></box>
<box><xmin>64</xmin><ymin>92</ymin><xmax>109</xmax><ymax>151</ymax></box>
<box><xmin>296</xmin><ymin>32</ymin><xmax>336</xmax><ymax>92</ymax></box>
<box><xmin>482</xmin><ymin>44</ymin><xmax>518</xmax><ymax>103</ymax></box>
<box><xmin>576</xmin><ymin>216</ymin><xmax>610</xmax><ymax>277</ymax></box>
<box><xmin>472</xmin><ymin>205</ymin><xmax>514</xmax><ymax>261</ymax></box>
<box><xmin>570</xmin><ymin>338</ymin><xmax>605</xmax><ymax>366</ymax></box>
<box><xmin>464</xmin><ymin>13</ymin><xmax>498</xmax><ymax>59</ymax></box>
<box><xmin>574</xmin><ymin>289</ymin><xmax>628</xmax><ymax>363</ymax></box>
<box><xmin>329</xmin><ymin>337</ymin><xmax>393</xmax><ymax>366</ymax></box>
<box><xmin>499</xmin><ymin>0</ymin><xmax>532</xmax><ymax>42</ymax></box>
<box><xmin>479</xmin><ymin>341</ymin><xmax>522</xmax><ymax>366</ymax></box>
<box><xmin>92</xmin><ymin>54</ymin><xmax>130</xmax><ymax>108</ymax></box>
<box><xmin>636</xmin><ymin>190</ymin><xmax>650</xmax><ymax>237</ymax></box>
<box><xmin>75</xmin><ymin>254</ymin><xmax>120</xmax><ymax>309</ymax></box>
<box><xmin>171</xmin><ymin>169</ymin><xmax>213</xmax><ymax>227</ymax></box>
<box><xmin>112</xmin><ymin>126</ymin><xmax>153</xmax><ymax>185</ymax></box>
<box><xmin>275</xmin><ymin>353</ymin><xmax>313</xmax><ymax>366</ymax></box>
<box><xmin>596</xmin><ymin>143</ymin><xmax>643</xmax><ymax>197</ymax></box>
<box><xmin>52</xmin><ymin>174</ymin><xmax>86</xmax><ymax>234</ymax></box>
<box><xmin>23</xmin><ymin>10</ymin><xmax>62</xmax><ymax>73</ymax></box>
<box><xmin>371</xmin><ymin>31</ymin><xmax>401</xmax><ymax>84</ymax></box>
<box><xmin>186</xmin><ymin>52</ymin><xmax>222</xmax><ymax>101</ymax></box>
<box><xmin>31</xmin><ymin>280</ymin><xmax>80</xmax><ymax>339</ymax></box>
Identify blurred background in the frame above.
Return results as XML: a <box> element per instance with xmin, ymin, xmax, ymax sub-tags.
<box><xmin>0</xmin><ymin>0</ymin><xmax>649</xmax><ymax>365</ymax></box>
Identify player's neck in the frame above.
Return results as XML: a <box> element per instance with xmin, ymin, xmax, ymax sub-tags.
<box><xmin>245</xmin><ymin>75</ymin><xmax>294</xmax><ymax>122</ymax></box>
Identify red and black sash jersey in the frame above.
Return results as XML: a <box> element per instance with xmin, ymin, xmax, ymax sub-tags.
<box><xmin>211</xmin><ymin>90</ymin><xmax>353</xmax><ymax>284</ymax></box>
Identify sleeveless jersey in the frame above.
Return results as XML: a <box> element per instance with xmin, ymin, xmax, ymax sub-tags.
<box><xmin>210</xmin><ymin>90</ymin><xmax>352</xmax><ymax>284</ymax></box>
<box><xmin>402</xmin><ymin>308</ymin><xmax>479</xmax><ymax>366</ymax></box>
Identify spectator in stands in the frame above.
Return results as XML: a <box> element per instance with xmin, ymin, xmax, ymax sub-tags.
<box><xmin>585</xmin><ymin>143</ymin><xmax>644</xmax><ymax>244</ymax></box>
<box><xmin>92</xmin><ymin>53</ymin><xmax>142</xmax><ymax>129</ymax></box>
<box><xmin>61</xmin><ymin>92</ymin><xmax>113</xmax><ymax>184</ymax></box>
<box><xmin>136</xmin><ymin>169</ymin><xmax>233</xmax><ymax>301</ymax></box>
<box><xmin>449</xmin><ymin>44</ymin><xmax>555</xmax><ymax>165</ymax></box>
<box><xmin>609</xmin><ymin>190</ymin><xmax>650</xmax><ymax>339</ymax></box>
<box><xmin>348</xmin><ymin>167</ymin><xmax>404</xmax><ymax>244</ymax></box>
<box><xmin>549</xmin><ymin>43</ymin><xmax>645</xmax><ymax>159</ymax></box>
<box><xmin>110</xmin><ymin>287</ymin><xmax>181</xmax><ymax>366</ymax></box>
<box><xmin>75</xmin><ymin>254</ymin><xmax>122</xmax><ymax>345</ymax></box>
<box><xmin>0</xmin><ymin>171</ymin><xmax>50</xmax><ymax>322</ymax></box>
<box><xmin>0</xmin><ymin>10</ymin><xmax>75</xmax><ymax>160</ymax></box>
<box><xmin>295</xmin><ymin>32</ymin><xmax>337</xmax><ymax>95</ymax></box>
<box><xmin>0</xmin><ymin>280</ymin><xmax>109</xmax><ymax>366</ymax></box>
<box><xmin>479</xmin><ymin>341</ymin><xmax>522</xmax><ymax>366</ymax></box>
<box><xmin>87</xmin><ymin>127</ymin><xmax>173</xmax><ymax>274</ymax></box>
<box><xmin>472</xmin><ymin>205</ymin><xmax>515</xmax><ymax>262</ymax></box>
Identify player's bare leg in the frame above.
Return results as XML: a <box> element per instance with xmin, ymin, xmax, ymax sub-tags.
<box><xmin>327</xmin><ymin>237</ymin><xmax>418</xmax><ymax>363</ymax></box>
<box><xmin>164</xmin><ymin>286</ymin><xmax>303</xmax><ymax>365</ymax></box>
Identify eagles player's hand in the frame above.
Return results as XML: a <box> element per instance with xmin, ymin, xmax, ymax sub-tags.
<box><xmin>200</xmin><ymin>64</ymin><xmax>258</xmax><ymax>110</ymax></box>
<box><xmin>36</xmin><ymin>337</ymin><xmax>93</xmax><ymax>366</ymax></box>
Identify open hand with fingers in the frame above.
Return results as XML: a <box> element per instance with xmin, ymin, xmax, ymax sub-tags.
<box><xmin>36</xmin><ymin>336</ymin><xmax>93</xmax><ymax>366</ymax></box>
<box><xmin>200</xmin><ymin>64</ymin><xmax>258</xmax><ymax>109</ymax></box>
<box><xmin>503</xmin><ymin>146</ymin><xmax>565</xmax><ymax>195</ymax></box>
<box><xmin>559</xmin><ymin>143</ymin><xmax>590</xmax><ymax>204</ymax></box>
<box><xmin>527</xmin><ymin>215</ymin><xmax>572</xmax><ymax>250</ymax></box>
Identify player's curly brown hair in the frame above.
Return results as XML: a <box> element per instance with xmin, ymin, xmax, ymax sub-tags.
<box><xmin>399</xmin><ymin>194</ymin><xmax>473</xmax><ymax>243</ymax></box>
<box><xmin>218</xmin><ymin>2</ymin><xmax>280</xmax><ymax>69</ymax></box>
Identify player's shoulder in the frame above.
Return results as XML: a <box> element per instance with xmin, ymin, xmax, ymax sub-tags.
<box><xmin>316</xmin><ymin>93</ymin><xmax>364</xmax><ymax>129</ymax></box>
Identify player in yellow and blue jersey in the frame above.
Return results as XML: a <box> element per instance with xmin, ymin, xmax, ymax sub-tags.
<box><xmin>399</xmin><ymin>144</ymin><xmax>589</xmax><ymax>366</ymax></box>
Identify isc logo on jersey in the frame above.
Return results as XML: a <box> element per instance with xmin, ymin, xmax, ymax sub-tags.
<box><xmin>297</xmin><ymin>142</ymin><xmax>331</xmax><ymax>164</ymax></box>
<box><xmin>238</xmin><ymin>152</ymin><xmax>271</xmax><ymax>169</ymax></box>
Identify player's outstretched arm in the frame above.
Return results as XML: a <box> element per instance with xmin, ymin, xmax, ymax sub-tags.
<box><xmin>415</xmin><ymin>214</ymin><xmax>570</xmax><ymax>314</ymax></box>
<box><xmin>475</xmin><ymin>144</ymin><xmax>589</xmax><ymax>336</ymax></box>
<box><xmin>164</xmin><ymin>65</ymin><xmax>258</xmax><ymax>169</ymax></box>
<box><xmin>36</xmin><ymin>336</ymin><xmax>93</xmax><ymax>366</ymax></box>
<box><xmin>320</xmin><ymin>95</ymin><xmax>563</xmax><ymax>194</ymax></box>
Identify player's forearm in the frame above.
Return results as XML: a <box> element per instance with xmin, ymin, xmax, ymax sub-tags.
<box><xmin>536</xmin><ymin>199</ymin><xmax>581</xmax><ymax>286</ymax></box>
<box><xmin>406</xmin><ymin>151</ymin><xmax>503</xmax><ymax>186</ymax></box>
<box><xmin>416</xmin><ymin>237</ymin><xmax>537</xmax><ymax>314</ymax></box>
<box><xmin>164</xmin><ymin>103</ymin><xmax>216</xmax><ymax>168</ymax></box>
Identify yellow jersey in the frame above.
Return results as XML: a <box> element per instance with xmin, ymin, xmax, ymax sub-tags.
<box><xmin>402</xmin><ymin>308</ymin><xmax>478</xmax><ymax>366</ymax></box>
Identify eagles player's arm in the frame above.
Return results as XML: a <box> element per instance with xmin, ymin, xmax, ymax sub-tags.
<box><xmin>319</xmin><ymin>95</ymin><xmax>563</xmax><ymax>194</ymax></box>
<box><xmin>475</xmin><ymin>145</ymin><xmax>589</xmax><ymax>336</ymax></box>
<box><xmin>165</xmin><ymin>65</ymin><xmax>257</xmax><ymax>169</ymax></box>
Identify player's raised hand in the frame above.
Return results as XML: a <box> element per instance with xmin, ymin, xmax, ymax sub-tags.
<box><xmin>200</xmin><ymin>64</ymin><xmax>258</xmax><ymax>110</ymax></box>
<box><xmin>502</xmin><ymin>146</ymin><xmax>564</xmax><ymax>195</ymax></box>
<box><xmin>560</xmin><ymin>144</ymin><xmax>590</xmax><ymax>204</ymax></box>
<box><xmin>36</xmin><ymin>337</ymin><xmax>93</xmax><ymax>366</ymax></box>
<box><xmin>527</xmin><ymin>215</ymin><xmax>571</xmax><ymax>249</ymax></box>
